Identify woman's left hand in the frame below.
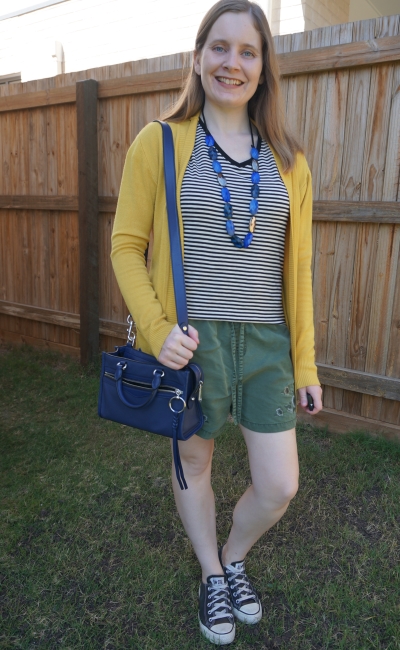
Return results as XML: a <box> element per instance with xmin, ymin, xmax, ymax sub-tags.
<box><xmin>297</xmin><ymin>385</ymin><xmax>323</xmax><ymax>414</ymax></box>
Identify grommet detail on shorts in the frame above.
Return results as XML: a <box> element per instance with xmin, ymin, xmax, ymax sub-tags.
<box><xmin>188</xmin><ymin>319</ymin><xmax>296</xmax><ymax>438</ymax></box>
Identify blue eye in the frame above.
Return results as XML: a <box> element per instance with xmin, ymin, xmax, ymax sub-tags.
<box><xmin>213</xmin><ymin>45</ymin><xmax>225</xmax><ymax>52</ymax></box>
<box><xmin>243</xmin><ymin>50</ymin><xmax>254</xmax><ymax>57</ymax></box>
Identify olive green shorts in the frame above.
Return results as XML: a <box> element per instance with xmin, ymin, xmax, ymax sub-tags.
<box><xmin>190</xmin><ymin>319</ymin><xmax>296</xmax><ymax>439</ymax></box>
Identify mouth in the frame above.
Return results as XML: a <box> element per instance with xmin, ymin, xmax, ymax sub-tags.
<box><xmin>215</xmin><ymin>76</ymin><xmax>244</xmax><ymax>86</ymax></box>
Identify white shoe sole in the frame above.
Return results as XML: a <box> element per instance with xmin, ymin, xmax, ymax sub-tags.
<box><xmin>198</xmin><ymin>615</ymin><xmax>236</xmax><ymax>645</ymax></box>
<box><xmin>232</xmin><ymin>603</ymin><xmax>262</xmax><ymax>624</ymax></box>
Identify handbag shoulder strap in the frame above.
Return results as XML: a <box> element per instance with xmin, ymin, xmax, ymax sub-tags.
<box><xmin>154</xmin><ymin>120</ymin><xmax>189</xmax><ymax>335</ymax></box>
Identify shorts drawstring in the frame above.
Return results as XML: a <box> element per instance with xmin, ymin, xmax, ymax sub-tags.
<box><xmin>230</xmin><ymin>323</ymin><xmax>245</xmax><ymax>425</ymax></box>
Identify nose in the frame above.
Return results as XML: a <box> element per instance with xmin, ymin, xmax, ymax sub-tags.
<box><xmin>223</xmin><ymin>48</ymin><xmax>241</xmax><ymax>71</ymax></box>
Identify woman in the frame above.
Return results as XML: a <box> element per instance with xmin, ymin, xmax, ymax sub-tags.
<box><xmin>111</xmin><ymin>0</ymin><xmax>322</xmax><ymax>644</ymax></box>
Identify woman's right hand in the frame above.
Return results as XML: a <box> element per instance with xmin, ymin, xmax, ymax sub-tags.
<box><xmin>157</xmin><ymin>324</ymin><xmax>199</xmax><ymax>370</ymax></box>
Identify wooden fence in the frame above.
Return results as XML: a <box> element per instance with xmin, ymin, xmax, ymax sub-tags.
<box><xmin>1</xmin><ymin>16</ymin><xmax>400</xmax><ymax>438</ymax></box>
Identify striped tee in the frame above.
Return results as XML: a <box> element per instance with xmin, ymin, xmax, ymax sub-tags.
<box><xmin>180</xmin><ymin>119</ymin><xmax>289</xmax><ymax>323</ymax></box>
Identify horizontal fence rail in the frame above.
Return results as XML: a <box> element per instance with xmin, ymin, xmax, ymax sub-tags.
<box><xmin>1</xmin><ymin>197</ymin><xmax>399</xmax><ymax>223</ymax></box>
<box><xmin>1</xmin><ymin>36</ymin><xmax>399</xmax><ymax>113</ymax></box>
<box><xmin>0</xmin><ymin>300</ymin><xmax>127</xmax><ymax>338</ymax></box>
<box><xmin>1</xmin><ymin>299</ymin><xmax>399</xmax><ymax>402</ymax></box>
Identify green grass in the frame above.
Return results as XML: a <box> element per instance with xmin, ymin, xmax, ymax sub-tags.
<box><xmin>0</xmin><ymin>344</ymin><xmax>399</xmax><ymax>650</ymax></box>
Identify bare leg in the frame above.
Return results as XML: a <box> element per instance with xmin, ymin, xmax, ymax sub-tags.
<box><xmin>222</xmin><ymin>427</ymin><xmax>299</xmax><ymax>566</ymax></box>
<box><xmin>171</xmin><ymin>435</ymin><xmax>223</xmax><ymax>582</ymax></box>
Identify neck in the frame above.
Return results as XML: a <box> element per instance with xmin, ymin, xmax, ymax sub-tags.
<box><xmin>202</xmin><ymin>100</ymin><xmax>252</xmax><ymax>138</ymax></box>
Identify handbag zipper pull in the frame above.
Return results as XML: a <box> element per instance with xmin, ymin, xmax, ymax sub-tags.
<box><xmin>169</xmin><ymin>389</ymin><xmax>186</xmax><ymax>414</ymax></box>
<box><xmin>190</xmin><ymin>380</ymin><xmax>203</xmax><ymax>403</ymax></box>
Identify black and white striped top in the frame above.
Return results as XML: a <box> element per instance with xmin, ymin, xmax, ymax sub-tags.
<box><xmin>180</xmin><ymin>119</ymin><xmax>289</xmax><ymax>322</ymax></box>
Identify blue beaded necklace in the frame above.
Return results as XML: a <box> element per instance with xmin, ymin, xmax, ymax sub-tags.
<box><xmin>202</xmin><ymin>114</ymin><xmax>260</xmax><ymax>249</ymax></box>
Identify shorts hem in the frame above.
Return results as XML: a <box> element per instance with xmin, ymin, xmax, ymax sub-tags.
<box><xmin>239</xmin><ymin>417</ymin><xmax>297</xmax><ymax>433</ymax></box>
<box><xmin>195</xmin><ymin>423</ymin><xmax>228</xmax><ymax>440</ymax></box>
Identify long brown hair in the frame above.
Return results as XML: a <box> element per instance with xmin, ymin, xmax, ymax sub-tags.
<box><xmin>162</xmin><ymin>0</ymin><xmax>302</xmax><ymax>172</ymax></box>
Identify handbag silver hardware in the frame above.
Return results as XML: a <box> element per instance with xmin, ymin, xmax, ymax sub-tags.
<box><xmin>169</xmin><ymin>389</ymin><xmax>186</xmax><ymax>414</ymax></box>
<box><xmin>191</xmin><ymin>380</ymin><xmax>203</xmax><ymax>402</ymax></box>
<box><xmin>153</xmin><ymin>369</ymin><xmax>165</xmax><ymax>377</ymax></box>
<box><xmin>126</xmin><ymin>314</ymin><xmax>136</xmax><ymax>345</ymax></box>
<box><xmin>117</xmin><ymin>362</ymin><xmax>127</xmax><ymax>370</ymax></box>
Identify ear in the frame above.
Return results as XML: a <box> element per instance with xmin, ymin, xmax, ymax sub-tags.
<box><xmin>194</xmin><ymin>51</ymin><xmax>201</xmax><ymax>76</ymax></box>
<box><xmin>258</xmin><ymin>73</ymin><xmax>265</xmax><ymax>85</ymax></box>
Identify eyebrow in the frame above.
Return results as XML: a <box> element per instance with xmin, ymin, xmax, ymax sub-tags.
<box><xmin>209</xmin><ymin>39</ymin><xmax>260</xmax><ymax>51</ymax></box>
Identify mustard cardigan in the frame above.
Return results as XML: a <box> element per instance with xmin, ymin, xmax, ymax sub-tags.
<box><xmin>111</xmin><ymin>114</ymin><xmax>319</xmax><ymax>390</ymax></box>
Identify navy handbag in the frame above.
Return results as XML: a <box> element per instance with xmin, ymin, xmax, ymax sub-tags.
<box><xmin>98</xmin><ymin>121</ymin><xmax>205</xmax><ymax>490</ymax></box>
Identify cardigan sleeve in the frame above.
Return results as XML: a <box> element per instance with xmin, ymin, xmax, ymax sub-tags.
<box><xmin>110</xmin><ymin>130</ymin><xmax>175</xmax><ymax>356</ymax></box>
<box><xmin>294</xmin><ymin>161</ymin><xmax>320</xmax><ymax>389</ymax></box>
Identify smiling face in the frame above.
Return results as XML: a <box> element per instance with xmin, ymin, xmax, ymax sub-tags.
<box><xmin>194</xmin><ymin>11</ymin><xmax>264</xmax><ymax>114</ymax></box>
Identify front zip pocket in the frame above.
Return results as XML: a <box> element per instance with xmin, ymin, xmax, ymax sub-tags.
<box><xmin>104</xmin><ymin>371</ymin><xmax>178</xmax><ymax>394</ymax></box>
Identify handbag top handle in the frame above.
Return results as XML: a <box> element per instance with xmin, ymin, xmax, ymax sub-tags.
<box><xmin>155</xmin><ymin>120</ymin><xmax>189</xmax><ymax>336</ymax></box>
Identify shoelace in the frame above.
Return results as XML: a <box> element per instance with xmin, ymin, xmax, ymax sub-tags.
<box><xmin>226</xmin><ymin>564</ymin><xmax>256</xmax><ymax>604</ymax></box>
<box><xmin>207</xmin><ymin>583</ymin><xmax>234</xmax><ymax>623</ymax></box>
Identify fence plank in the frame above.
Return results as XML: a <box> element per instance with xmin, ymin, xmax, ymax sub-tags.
<box><xmin>367</xmin><ymin>51</ymin><xmax>400</xmax><ymax>424</ymax></box>
<box><xmin>98</xmin><ymin>68</ymin><xmax>188</xmax><ymax>99</ymax></box>
<box><xmin>0</xmin><ymin>196</ymin><xmax>79</xmax><ymax>210</ymax></box>
<box><xmin>358</xmin><ymin>46</ymin><xmax>395</xmax><ymax>419</ymax></box>
<box><xmin>284</xmin><ymin>31</ymin><xmax>311</xmax><ymax>142</ymax></box>
<box><xmin>76</xmin><ymin>79</ymin><xmax>99</xmax><ymax>365</ymax></box>
<box><xmin>0</xmin><ymin>326</ymin><xmax>80</xmax><ymax>357</ymax></box>
<box><xmin>0</xmin><ymin>86</ymin><xmax>76</xmax><ymax>112</ymax></box>
<box><xmin>381</xmin><ymin>119</ymin><xmax>400</xmax><ymax>423</ymax></box>
<box><xmin>298</xmin><ymin>407</ymin><xmax>400</xmax><ymax>440</ymax></box>
<box><xmin>342</xmin><ymin>17</ymin><xmax>380</xmax><ymax>415</ymax></box>
<box><xmin>276</xmin><ymin>34</ymin><xmax>293</xmax><ymax>109</ymax></box>
<box><xmin>312</xmin><ymin>200</ymin><xmax>400</xmax><ymax>221</ymax></box>
<box><xmin>317</xmin><ymin>363</ymin><xmax>400</xmax><ymax>400</ymax></box>
<box><xmin>279</xmin><ymin>34</ymin><xmax>400</xmax><ymax>76</ymax></box>
<box><xmin>3</xmin><ymin>197</ymin><xmax>400</xmax><ymax>221</ymax></box>
<box><xmin>361</xmin><ymin>225</ymin><xmax>400</xmax><ymax>416</ymax></box>
<box><xmin>0</xmin><ymin>300</ymin><xmax>127</xmax><ymax>338</ymax></box>
<box><xmin>319</xmin><ymin>24</ymin><xmax>352</xmax><ymax>410</ymax></box>
<box><xmin>307</xmin><ymin>26</ymin><xmax>333</xmax><ymax>367</ymax></box>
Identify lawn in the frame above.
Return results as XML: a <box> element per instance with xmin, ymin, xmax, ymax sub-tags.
<box><xmin>0</xmin><ymin>345</ymin><xmax>399</xmax><ymax>650</ymax></box>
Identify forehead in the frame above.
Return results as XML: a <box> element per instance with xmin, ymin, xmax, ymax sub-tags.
<box><xmin>206</xmin><ymin>11</ymin><xmax>262</xmax><ymax>47</ymax></box>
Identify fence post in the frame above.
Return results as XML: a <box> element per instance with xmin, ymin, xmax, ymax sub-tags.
<box><xmin>76</xmin><ymin>79</ymin><xmax>99</xmax><ymax>365</ymax></box>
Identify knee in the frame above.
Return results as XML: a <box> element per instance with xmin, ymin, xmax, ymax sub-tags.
<box><xmin>174</xmin><ymin>439</ymin><xmax>213</xmax><ymax>479</ymax></box>
<box><xmin>255</xmin><ymin>477</ymin><xmax>299</xmax><ymax>509</ymax></box>
<box><xmin>181</xmin><ymin>452</ymin><xmax>212</xmax><ymax>478</ymax></box>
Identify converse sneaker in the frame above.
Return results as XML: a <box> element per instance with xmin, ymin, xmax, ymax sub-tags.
<box><xmin>218</xmin><ymin>546</ymin><xmax>262</xmax><ymax>624</ymax></box>
<box><xmin>198</xmin><ymin>575</ymin><xmax>235</xmax><ymax>645</ymax></box>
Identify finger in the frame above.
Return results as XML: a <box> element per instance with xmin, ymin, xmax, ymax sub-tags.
<box><xmin>307</xmin><ymin>386</ymin><xmax>323</xmax><ymax>410</ymax></box>
<box><xmin>158</xmin><ymin>353</ymin><xmax>187</xmax><ymax>370</ymax></box>
<box><xmin>163</xmin><ymin>343</ymin><xmax>193</xmax><ymax>362</ymax></box>
<box><xmin>297</xmin><ymin>387</ymin><xmax>308</xmax><ymax>408</ymax></box>
<box><xmin>169</xmin><ymin>325</ymin><xmax>198</xmax><ymax>351</ymax></box>
<box><xmin>188</xmin><ymin>325</ymin><xmax>200</xmax><ymax>345</ymax></box>
<box><xmin>303</xmin><ymin>386</ymin><xmax>323</xmax><ymax>414</ymax></box>
<box><xmin>175</xmin><ymin>348</ymin><xmax>193</xmax><ymax>363</ymax></box>
<box><xmin>180</xmin><ymin>334</ymin><xmax>198</xmax><ymax>351</ymax></box>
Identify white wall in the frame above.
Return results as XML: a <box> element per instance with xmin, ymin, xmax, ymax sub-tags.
<box><xmin>271</xmin><ymin>0</ymin><xmax>305</xmax><ymax>35</ymax></box>
<box><xmin>349</xmin><ymin>0</ymin><xmax>400</xmax><ymax>21</ymax></box>
<box><xmin>272</xmin><ymin>0</ymin><xmax>351</xmax><ymax>36</ymax></box>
